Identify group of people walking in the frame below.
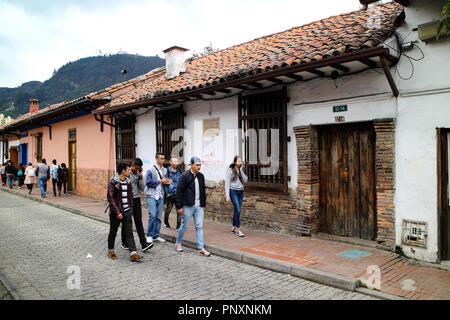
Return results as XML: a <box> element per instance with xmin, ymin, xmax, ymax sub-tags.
<box><xmin>106</xmin><ymin>153</ymin><xmax>248</xmax><ymax>262</ymax></box>
<box><xmin>0</xmin><ymin>158</ymin><xmax>69</xmax><ymax>197</ymax></box>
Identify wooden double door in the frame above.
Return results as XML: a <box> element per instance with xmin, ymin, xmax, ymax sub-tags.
<box><xmin>318</xmin><ymin>122</ymin><xmax>376</xmax><ymax>240</ymax></box>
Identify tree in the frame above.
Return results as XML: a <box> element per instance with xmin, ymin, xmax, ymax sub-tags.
<box><xmin>437</xmin><ymin>0</ymin><xmax>450</xmax><ymax>39</ymax></box>
<box><xmin>191</xmin><ymin>42</ymin><xmax>219</xmax><ymax>58</ymax></box>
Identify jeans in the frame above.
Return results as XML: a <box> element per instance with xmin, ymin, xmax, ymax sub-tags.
<box><xmin>230</xmin><ymin>189</ymin><xmax>244</xmax><ymax>228</ymax></box>
<box><xmin>146</xmin><ymin>197</ymin><xmax>164</xmax><ymax>238</ymax></box>
<box><xmin>122</xmin><ymin>198</ymin><xmax>147</xmax><ymax>247</ymax></box>
<box><xmin>176</xmin><ymin>206</ymin><xmax>204</xmax><ymax>249</ymax></box>
<box><xmin>52</xmin><ymin>178</ymin><xmax>58</xmax><ymax>196</ymax></box>
<box><xmin>164</xmin><ymin>194</ymin><xmax>182</xmax><ymax>229</ymax></box>
<box><xmin>17</xmin><ymin>176</ymin><xmax>24</xmax><ymax>187</ymax></box>
<box><xmin>6</xmin><ymin>174</ymin><xmax>14</xmax><ymax>188</ymax></box>
<box><xmin>38</xmin><ymin>176</ymin><xmax>47</xmax><ymax>196</ymax></box>
<box><xmin>108</xmin><ymin>210</ymin><xmax>137</xmax><ymax>254</ymax></box>
<box><xmin>57</xmin><ymin>181</ymin><xmax>67</xmax><ymax>194</ymax></box>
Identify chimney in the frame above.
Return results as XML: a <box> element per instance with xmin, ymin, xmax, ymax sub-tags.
<box><xmin>29</xmin><ymin>99</ymin><xmax>39</xmax><ymax>113</ymax></box>
<box><xmin>163</xmin><ymin>46</ymin><xmax>189</xmax><ymax>80</ymax></box>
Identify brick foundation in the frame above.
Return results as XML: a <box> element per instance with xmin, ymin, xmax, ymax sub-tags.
<box><xmin>76</xmin><ymin>168</ymin><xmax>114</xmax><ymax>201</ymax></box>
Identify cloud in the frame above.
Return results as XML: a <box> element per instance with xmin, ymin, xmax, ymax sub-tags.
<box><xmin>0</xmin><ymin>0</ymin><xmax>361</xmax><ymax>87</ymax></box>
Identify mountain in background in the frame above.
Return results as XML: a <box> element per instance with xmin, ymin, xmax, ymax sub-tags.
<box><xmin>0</xmin><ymin>53</ymin><xmax>165</xmax><ymax>118</ymax></box>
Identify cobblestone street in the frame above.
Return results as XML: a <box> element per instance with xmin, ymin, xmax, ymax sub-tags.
<box><xmin>0</xmin><ymin>192</ymin><xmax>374</xmax><ymax>300</ymax></box>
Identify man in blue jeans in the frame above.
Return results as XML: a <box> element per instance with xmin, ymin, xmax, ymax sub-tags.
<box><xmin>175</xmin><ymin>156</ymin><xmax>211</xmax><ymax>257</ymax></box>
<box><xmin>145</xmin><ymin>152</ymin><xmax>171</xmax><ymax>244</ymax></box>
<box><xmin>35</xmin><ymin>159</ymin><xmax>50</xmax><ymax>198</ymax></box>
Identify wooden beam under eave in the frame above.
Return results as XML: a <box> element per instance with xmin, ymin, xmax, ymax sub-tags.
<box><xmin>330</xmin><ymin>64</ymin><xmax>350</xmax><ymax>73</ymax></box>
<box><xmin>246</xmin><ymin>82</ymin><xmax>263</xmax><ymax>88</ymax></box>
<box><xmin>380</xmin><ymin>55</ymin><xmax>399</xmax><ymax>97</ymax></box>
<box><xmin>284</xmin><ymin>74</ymin><xmax>303</xmax><ymax>81</ymax></box>
<box><xmin>307</xmin><ymin>69</ymin><xmax>325</xmax><ymax>77</ymax></box>
<box><xmin>216</xmin><ymin>88</ymin><xmax>231</xmax><ymax>94</ymax></box>
<box><xmin>266</xmin><ymin>78</ymin><xmax>284</xmax><ymax>85</ymax></box>
<box><xmin>359</xmin><ymin>58</ymin><xmax>377</xmax><ymax>68</ymax></box>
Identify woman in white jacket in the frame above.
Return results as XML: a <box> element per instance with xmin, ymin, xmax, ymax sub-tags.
<box><xmin>225</xmin><ymin>156</ymin><xmax>248</xmax><ymax>237</ymax></box>
<box><xmin>24</xmin><ymin>162</ymin><xmax>36</xmax><ymax>194</ymax></box>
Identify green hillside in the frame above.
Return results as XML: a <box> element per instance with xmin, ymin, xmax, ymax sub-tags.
<box><xmin>0</xmin><ymin>53</ymin><xmax>165</xmax><ymax>118</ymax></box>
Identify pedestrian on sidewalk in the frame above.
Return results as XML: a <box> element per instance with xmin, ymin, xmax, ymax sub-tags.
<box><xmin>50</xmin><ymin>159</ymin><xmax>59</xmax><ymax>197</ymax></box>
<box><xmin>6</xmin><ymin>160</ymin><xmax>16</xmax><ymax>189</ymax></box>
<box><xmin>121</xmin><ymin>158</ymin><xmax>153</xmax><ymax>253</ymax></box>
<box><xmin>1</xmin><ymin>162</ymin><xmax>7</xmax><ymax>186</ymax></box>
<box><xmin>24</xmin><ymin>162</ymin><xmax>36</xmax><ymax>194</ymax></box>
<box><xmin>57</xmin><ymin>163</ymin><xmax>69</xmax><ymax>196</ymax></box>
<box><xmin>107</xmin><ymin>162</ymin><xmax>143</xmax><ymax>262</ymax></box>
<box><xmin>164</xmin><ymin>156</ymin><xmax>183</xmax><ymax>230</ymax></box>
<box><xmin>225</xmin><ymin>155</ymin><xmax>248</xmax><ymax>237</ymax></box>
<box><xmin>145</xmin><ymin>152</ymin><xmax>171</xmax><ymax>244</ymax></box>
<box><xmin>175</xmin><ymin>156</ymin><xmax>211</xmax><ymax>257</ymax></box>
<box><xmin>17</xmin><ymin>163</ymin><xmax>25</xmax><ymax>189</ymax></box>
<box><xmin>35</xmin><ymin>159</ymin><xmax>50</xmax><ymax>198</ymax></box>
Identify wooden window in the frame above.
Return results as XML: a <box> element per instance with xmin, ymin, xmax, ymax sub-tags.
<box><xmin>238</xmin><ymin>88</ymin><xmax>288</xmax><ymax>192</ymax></box>
<box><xmin>115</xmin><ymin>115</ymin><xmax>135</xmax><ymax>167</ymax></box>
<box><xmin>35</xmin><ymin>133</ymin><xmax>42</xmax><ymax>162</ymax></box>
<box><xmin>155</xmin><ymin>105</ymin><xmax>185</xmax><ymax>168</ymax></box>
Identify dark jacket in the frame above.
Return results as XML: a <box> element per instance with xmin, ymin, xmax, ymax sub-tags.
<box><xmin>5</xmin><ymin>164</ymin><xmax>16</xmax><ymax>175</ymax></box>
<box><xmin>107</xmin><ymin>174</ymin><xmax>134</xmax><ymax>217</ymax></box>
<box><xmin>175</xmin><ymin>170</ymin><xmax>206</xmax><ymax>209</ymax></box>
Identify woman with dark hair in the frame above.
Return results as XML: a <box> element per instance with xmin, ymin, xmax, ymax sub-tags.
<box><xmin>225</xmin><ymin>156</ymin><xmax>248</xmax><ymax>237</ymax></box>
<box><xmin>58</xmin><ymin>163</ymin><xmax>69</xmax><ymax>196</ymax></box>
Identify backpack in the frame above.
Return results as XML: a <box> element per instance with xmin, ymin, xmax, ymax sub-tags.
<box><xmin>57</xmin><ymin>167</ymin><xmax>64</xmax><ymax>181</ymax></box>
<box><xmin>17</xmin><ymin>169</ymin><xmax>23</xmax><ymax>176</ymax></box>
<box><xmin>27</xmin><ymin>167</ymin><xmax>35</xmax><ymax>177</ymax></box>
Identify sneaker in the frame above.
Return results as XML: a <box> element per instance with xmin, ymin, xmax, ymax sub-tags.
<box><xmin>107</xmin><ymin>251</ymin><xmax>117</xmax><ymax>260</ymax></box>
<box><xmin>142</xmin><ymin>242</ymin><xmax>154</xmax><ymax>252</ymax></box>
<box><xmin>129</xmin><ymin>253</ymin><xmax>143</xmax><ymax>262</ymax></box>
<box><xmin>175</xmin><ymin>242</ymin><xmax>183</xmax><ymax>252</ymax></box>
<box><xmin>235</xmin><ymin>230</ymin><xmax>245</xmax><ymax>237</ymax></box>
<box><xmin>164</xmin><ymin>224</ymin><xmax>171</xmax><ymax>229</ymax></box>
<box><xmin>198</xmin><ymin>248</ymin><xmax>211</xmax><ymax>257</ymax></box>
<box><xmin>154</xmin><ymin>237</ymin><xmax>166</xmax><ymax>243</ymax></box>
<box><xmin>121</xmin><ymin>244</ymin><xmax>129</xmax><ymax>250</ymax></box>
<box><xmin>146</xmin><ymin>236</ymin><xmax>153</xmax><ymax>243</ymax></box>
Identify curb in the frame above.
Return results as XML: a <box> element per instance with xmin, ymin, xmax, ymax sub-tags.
<box><xmin>1</xmin><ymin>188</ymin><xmax>401</xmax><ymax>299</ymax></box>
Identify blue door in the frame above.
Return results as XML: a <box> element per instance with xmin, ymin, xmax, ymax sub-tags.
<box><xmin>19</xmin><ymin>143</ymin><xmax>28</xmax><ymax>165</ymax></box>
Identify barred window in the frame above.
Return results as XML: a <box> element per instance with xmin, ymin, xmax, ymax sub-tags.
<box><xmin>238</xmin><ymin>88</ymin><xmax>288</xmax><ymax>192</ymax></box>
<box><xmin>115</xmin><ymin>115</ymin><xmax>135</xmax><ymax>167</ymax></box>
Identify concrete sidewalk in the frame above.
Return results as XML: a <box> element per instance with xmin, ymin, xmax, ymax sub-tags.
<box><xmin>2</xmin><ymin>185</ymin><xmax>449</xmax><ymax>300</ymax></box>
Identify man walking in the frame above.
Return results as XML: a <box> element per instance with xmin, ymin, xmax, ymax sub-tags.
<box><xmin>164</xmin><ymin>157</ymin><xmax>182</xmax><ymax>230</ymax></box>
<box><xmin>35</xmin><ymin>159</ymin><xmax>50</xmax><ymax>198</ymax></box>
<box><xmin>107</xmin><ymin>163</ymin><xmax>143</xmax><ymax>262</ymax></box>
<box><xmin>50</xmin><ymin>159</ymin><xmax>59</xmax><ymax>197</ymax></box>
<box><xmin>121</xmin><ymin>158</ymin><xmax>153</xmax><ymax>252</ymax></box>
<box><xmin>175</xmin><ymin>156</ymin><xmax>211</xmax><ymax>257</ymax></box>
<box><xmin>5</xmin><ymin>160</ymin><xmax>16</xmax><ymax>189</ymax></box>
<box><xmin>145</xmin><ymin>152</ymin><xmax>171</xmax><ymax>244</ymax></box>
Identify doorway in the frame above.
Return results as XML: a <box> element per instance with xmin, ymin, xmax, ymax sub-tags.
<box><xmin>68</xmin><ymin>129</ymin><xmax>76</xmax><ymax>192</ymax></box>
<box><xmin>438</xmin><ymin>128</ymin><xmax>450</xmax><ymax>261</ymax></box>
<box><xmin>318</xmin><ymin>122</ymin><xmax>376</xmax><ymax>240</ymax></box>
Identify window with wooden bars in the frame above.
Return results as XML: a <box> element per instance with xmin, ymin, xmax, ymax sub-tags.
<box><xmin>34</xmin><ymin>133</ymin><xmax>42</xmax><ymax>162</ymax></box>
<box><xmin>155</xmin><ymin>105</ymin><xmax>185</xmax><ymax>168</ymax></box>
<box><xmin>238</xmin><ymin>88</ymin><xmax>288</xmax><ymax>192</ymax></box>
<box><xmin>115</xmin><ymin>115</ymin><xmax>135</xmax><ymax>167</ymax></box>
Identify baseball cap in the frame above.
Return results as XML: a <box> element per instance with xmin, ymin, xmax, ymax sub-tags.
<box><xmin>190</xmin><ymin>156</ymin><xmax>202</xmax><ymax>164</ymax></box>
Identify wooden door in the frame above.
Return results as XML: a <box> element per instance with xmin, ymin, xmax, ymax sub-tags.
<box><xmin>318</xmin><ymin>122</ymin><xmax>376</xmax><ymax>240</ymax></box>
<box><xmin>9</xmin><ymin>147</ymin><xmax>19</xmax><ymax>168</ymax></box>
<box><xmin>68</xmin><ymin>141</ymin><xmax>76</xmax><ymax>192</ymax></box>
<box><xmin>438</xmin><ymin>129</ymin><xmax>450</xmax><ymax>260</ymax></box>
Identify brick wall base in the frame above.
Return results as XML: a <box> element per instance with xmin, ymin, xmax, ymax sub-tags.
<box><xmin>76</xmin><ymin>168</ymin><xmax>114</xmax><ymax>201</ymax></box>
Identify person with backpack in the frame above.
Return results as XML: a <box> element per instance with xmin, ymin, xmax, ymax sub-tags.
<box><xmin>163</xmin><ymin>156</ymin><xmax>183</xmax><ymax>230</ymax></box>
<box><xmin>24</xmin><ymin>162</ymin><xmax>36</xmax><ymax>194</ymax></box>
<box><xmin>57</xmin><ymin>163</ymin><xmax>69</xmax><ymax>196</ymax></box>
<box><xmin>175</xmin><ymin>156</ymin><xmax>211</xmax><ymax>257</ymax></box>
<box><xmin>50</xmin><ymin>159</ymin><xmax>59</xmax><ymax>197</ymax></box>
<box><xmin>145</xmin><ymin>152</ymin><xmax>172</xmax><ymax>244</ymax></box>
<box><xmin>16</xmin><ymin>164</ymin><xmax>25</xmax><ymax>189</ymax></box>
<box><xmin>225</xmin><ymin>155</ymin><xmax>248</xmax><ymax>237</ymax></box>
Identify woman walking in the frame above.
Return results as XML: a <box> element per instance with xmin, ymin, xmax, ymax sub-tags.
<box><xmin>58</xmin><ymin>163</ymin><xmax>69</xmax><ymax>196</ymax></box>
<box><xmin>225</xmin><ymin>156</ymin><xmax>248</xmax><ymax>237</ymax></box>
<box><xmin>24</xmin><ymin>162</ymin><xmax>36</xmax><ymax>194</ymax></box>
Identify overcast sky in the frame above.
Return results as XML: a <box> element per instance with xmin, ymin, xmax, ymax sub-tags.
<box><xmin>0</xmin><ymin>0</ymin><xmax>368</xmax><ymax>88</ymax></box>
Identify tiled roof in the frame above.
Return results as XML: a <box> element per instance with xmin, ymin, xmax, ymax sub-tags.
<box><xmin>110</xmin><ymin>2</ymin><xmax>403</xmax><ymax>106</ymax></box>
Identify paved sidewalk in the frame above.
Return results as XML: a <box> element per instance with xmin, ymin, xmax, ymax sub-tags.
<box><xmin>2</xmin><ymin>185</ymin><xmax>450</xmax><ymax>300</ymax></box>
